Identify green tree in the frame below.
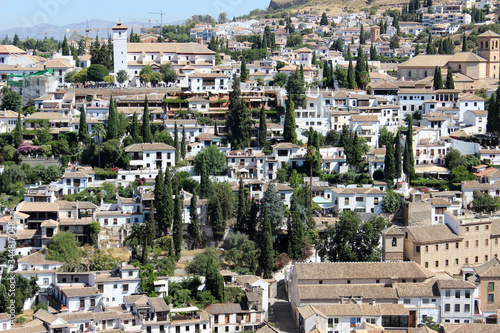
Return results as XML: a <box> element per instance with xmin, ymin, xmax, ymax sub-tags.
<box><xmin>472</xmin><ymin>191</ymin><xmax>500</xmax><ymax>213</ymax></box>
<box><xmin>462</xmin><ymin>33</ymin><xmax>468</xmax><ymax>52</ymax></box>
<box><xmin>130</xmin><ymin>111</ymin><xmax>140</xmax><ymax>142</ymax></box>
<box><xmin>403</xmin><ymin>115</ymin><xmax>415</xmax><ymax>181</ymax></box>
<box><xmin>226</xmin><ymin>75</ymin><xmax>251</xmax><ymax>149</ymax></box>
<box><xmin>209</xmin><ymin>196</ymin><xmax>225</xmax><ymax>242</ymax></box>
<box><xmin>320</xmin><ymin>12</ymin><xmax>329</xmax><ymax>25</ymax></box>
<box><xmin>2</xmin><ymin>88</ymin><xmax>22</xmax><ymax>112</ymax></box>
<box><xmin>359</xmin><ymin>24</ymin><xmax>366</xmax><ymax>45</ymax></box>
<box><xmin>288</xmin><ymin>200</ymin><xmax>305</xmax><ymax>260</ymax></box>
<box><xmin>174</xmin><ymin>122</ymin><xmax>179</xmax><ymax>164</ymax></box>
<box><xmin>13</xmin><ymin>111</ymin><xmax>23</xmax><ymax>148</ymax></box>
<box><xmin>181</xmin><ymin>126</ymin><xmax>186</xmax><ymax>159</ymax></box>
<box><xmin>155</xmin><ymin>170</ymin><xmax>168</xmax><ymax>235</ymax></box>
<box><xmin>283</xmin><ymin>100</ymin><xmax>297</xmax><ymax>144</ymax></box>
<box><xmin>258</xmin><ymin>106</ymin><xmax>267</xmax><ymax>148</ymax></box>
<box><xmin>394</xmin><ymin>130</ymin><xmax>402</xmax><ymax>180</ymax></box>
<box><xmin>188</xmin><ymin>190</ymin><xmax>202</xmax><ymax>249</ymax></box>
<box><xmin>260</xmin><ymin>214</ymin><xmax>274</xmax><ymax>278</ymax></box>
<box><xmin>384</xmin><ymin>136</ymin><xmax>395</xmax><ymax>183</ymax></box>
<box><xmin>107</xmin><ymin>96</ymin><xmax>118</xmax><ymax>140</ymax></box>
<box><xmin>194</xmin><ymin>145</ymin><xmax>227</xmax><ymax>175</ymax></box>
<box><xmin>139</xmin><ymin>65</ymin><xmax>154</xmax><ymax>84</ymax></box>
<box><xmin>418</xmin><ymin>316</ymin><xmax>439</xmax><ymax>331</ymax></box>
<box><xmin>445</xmin><ymin>68</ymin><xmax>455</xmax><ymax>89</ymax></box>
<box><xmin>164</xmin><ymin>167</ymin><xmax>174</xmax><ymax>231</ymax></box>
<box><xmin>286</xmin><ymin>67</ymin><xmax>306</xmax><ymax>109</ymax></box>
<box><xmin>116</xmin><ymin>69</ymin><xmax>129</xmax><ymax>84</ymax></box>
<box><xmin>186</xmin><ymin>247</ymin><xmax>220</xmax><ymax>275</ymax></box>
<box><xmin>87</xmin><ymin>64</ymin><xmax>109</xmax><ymax>82</ymax></box>
<box><xmin>144</xmin><ymin>202</ymin><xmax>156</xmax><ymax>263</ymax></box>
<box><xmin>61</xmin><ymin>36</ymin><xmax>70</xmax><ymax>55</ymax></box>
<box><xmin>260</xmin><ymin>184</ymin><xmax>285</xmax><ymax>243</ymax></box>
<box><xmin>347</xmin><ymin>58</ymin><xmax>356</xmax><ymax>89</ymax></box>
<box><xmin>433</xmin><ymin>66</ymin><xmax>443</xmax><ymax>90</ymax></box>
<box><xmin>46</xmin><ymin>232</ymin><xmax>80</xmax><ymax>264</ymax></box>
<box><xmin>318</xmin><ymin>211</ymin><xmax>386</xmax><ymax>262</ymax></box>
<box><xmin>173</xmin><ymin>193</ymin><xmax>183</xmax><ymax>261</ymax></box>
<box><xmin>205</xmin><ymin>259</ymin><xmax>224</xmax><ymax>301</ymax></box>
<box><xmin>142</xmin><ymin>96</ymin><xmax>153</xmax><ymax>143</ymax></box>
<box><xmin>89</xmin><ymin>221</ymin><xmax>101</xmax><ymax>246</ymax></box>
<box><xmin>240</xmin><ymin>58</ymin><xmax>248</xmax><ymax>82</ymax></box>
<box><xmin>159</xmin><ymin>63</ymin><xmax>178</xmax><ymax>83</ymax></box>
<box><xmin>199</xmin><ymin>154</ymin><xmax>211</xmax><ymax>198</ymax></box>
<box><xmin>78</xmin><ymin>105</ymin><xmax>90</xmax><ymax>144</ymax></box>
<box><xmin>236</xmin><ymin>178</ymin><xmax>247</xmax><ymax>232</ymax></box>
<box><xmin>382</xmin><ymin>189</ymin><xmax>402</xmax><ymax>213</ymax></box>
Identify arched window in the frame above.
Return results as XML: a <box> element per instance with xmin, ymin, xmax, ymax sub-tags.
<box><xmin>392</xmin><ymin>237</ymin><xmax>398</xmax><ymax>247</ymax></box>
<box><xmin>486</xmin><ymin>41</ymin><xmax>489</xmax><ymax>48</ymax></box>
<box><xmin>481</xmin><ymin>41</ymin><xmax>484</xmax><ymax>49</ymax></box>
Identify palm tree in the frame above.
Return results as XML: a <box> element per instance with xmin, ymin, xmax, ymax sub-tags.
<box><xmin>306</xmin><ymin>146</ymin><xmax>319</xmax><ymax>201</ymax></box>
<box><xmin>93</xmin><ymin>123</ymin><xmax>105</xmax><ymax>168</ymax></box>
<box><xmin>125</xmin><ymin>224</ymin><xmax>146</xmax><ymax>263</ymax></box>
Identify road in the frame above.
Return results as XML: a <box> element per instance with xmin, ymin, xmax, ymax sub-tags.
<box><xmin>270</xmin><ymin>282</ymin><xmax>299</xmax><ymax>333</ymax></box>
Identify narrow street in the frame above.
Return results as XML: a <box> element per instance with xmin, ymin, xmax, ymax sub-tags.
<box><xmin>270</xmin><ymin>282</ymin><xmax>299</xmax><ymax>333</ymax></box>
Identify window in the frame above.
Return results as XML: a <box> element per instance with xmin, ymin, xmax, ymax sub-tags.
<box><xmin>456</xmin><ymin>242</ymin><xmax>459</xmax><ymax>248</ymax></box>
<box><xmin>435</xmin><ymin>261</ymin><xmax>439</xmax><ymax>267</ymax></box>
<box><xmin>445</xmin><ymin>290</ymin><xmax>451</xmax><ymax>298</ymax></box>
<box><xmin>455</xmin><ymin>304</ymin><xmax>460</xmax><ymax>312</ymax></box>
<box><xmin>328</xmin><ymin>318</ymin><xmax>334</xmax><ymax>327</ymax></box>
<box><xmin>392</xmin><ymin>237</ymin><xmax>397</xmax><ymax>247</ymax></box>
<box><xmin>416</xmin><ymin>246</ymin><xmax>420</xmax><ymax>253</ymax></box>
<box><xmin>422</xmin><ymin>298</ymin><xmax>429</xmax><ymax>304</ymax></box>
<box><xmin>475</xmin><ymin>256</ymin><xmax>479</xmax><ymax>263</ymax></box>
<box><xmin>464</xmin><ymin>304</ymin><xmax>470</xmax><ymax>312</ymax></box>
<box><xmin>114</xmin><ymin>284</ymin><xmax>118</xmax><ymax>289</ymax></box>
<box><xmin>345</xmin><ymin>198</ymin><xmax>349</xmax><ymax>205</ymax></box>
<box><xmin>444</xmin><ymin>304</ymin><xmax>450</xmax><ymax>312</ymax></box>
<box><xmin>80</xmin><ymin>299</ymin><xmax>85</xmax><ymax>308</ymax></box>
<box><xmin>436</xmin><ymin>245</ymin><xmax>439</xmax><ymax>251</ymax></box>
<box><xmin>355</xmin><ymin>197</ymin><xmax>363</xmax><ymax>202</ymax></box>
<box><xmin>489</xmin><ymin>282</ymin><xmax>495</xmax><ymax>292</ymax></box>
<box><xmin>374</xmin><ymin>197</ymin><xmax>379</xmax><ymax>205</ymax></box>
<box><xmin>475</xmin><ymin>240</ymin><xmax>479</xmax><ymax>247</ymax></box>
<box><xmin>486</xmin><ymin>239</ymin><xmax>489</xmax><ymax>246</ymax></box>
<box><xmin>465</xmin><ymin>241</ymin><xmax>469</xmax><ymax>248</ymax></box>
<box><xmin>129</xmin><ymin>271</ymin><xmax>133</xmax><ymax>277</ymax></box>
<box><xmin>404</xmin><ymin>299</ymin><xmax>411</xmax><ymax>304</ymax></box>
<box><xmin>465</xmin><ymin>291</ymin><xmax>470</xmax><ymax>298</ymax></box>
<box><xmin>489</xmin><ymin>294</ymin><xmax>495</xmax><ymax>303</ymax></box>
<box><xmin>425</xmin><ymin>262</ymin><xmax>428</xmax><ymax>268</ymax></box>
<box><xmin>455</xmin><ymin>290</ymin><xmax>460</xmax><ymax>299</ymax></box>
<box><xmin>455</xmin><ymin>259</ymin><xmax>459</xmax><ymax>265</ymax></box>
<box><xmin>445</xmin><ymin>260</ymin><xmax>449</xmax><ymax>266</ymax></box>
<box><xmin>123</xmin><ymin>284</ymin><xmax>129</xmax><ymax>292</ymax></box>
<box><xmin>446</xmin><ymin>243</ymin><xmax>449</xmax><ymax>250</ymax></box>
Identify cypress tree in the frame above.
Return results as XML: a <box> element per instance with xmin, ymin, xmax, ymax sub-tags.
<box><xmin>360</xmin><ymin>24</ymin><xmax>365</xmax><ymax>45</ymax></box>
<box><xmin>347</xmin><ymin>58</ymin><xmax>356</xmax><ymax>89</ymax></box>
<box><xmin>188</xmin><ymin>190</ymin><xmax>202</xmax><ymax>249</ymax></box>
<box><xmin>258</xmin><ymin>106</ymin><xmax>267</xmax><ymax>148</ymax></box>
<box><xmin>312</xmin><ymin>51</ymin><xmax>316</xmax><ymax>66</ymax></box>
<box><xmin>288</xmin><ymin>200</ymin><xmax>304</xmax><ymax>260</ymax></box>
<box><xmin>181</xmin><ymin>125</ymin><xmax>186</xmax><ymax>159</ymax></box>
<box><xmin>487</xmin><ymin>92</ymin><xmax>498</xmax><ymax>133</ymax></box>
<box><xmin>370</xmin><ymin>43</ymin><xmax>377</xmax><ymax>61</ymax></box>
<box><xmin>403</xmin><ymin>115</ymin><xmax>415</xmax><ymax>182</ymax></box>
<box><xmin>394</xmin><ymin>130</ymin><xmax>402</xmax><ymax>180</ymax></box>
<box><xmin>445</xmin><ymin>68</ymin><xmax>455</xmax><ymax>89</ymax></box>
<box><xmin>462</xmin><ymin>33</ymin><xmax>468</xmax><ymax>52</ymax></box>
<box><xmin>414</xmin><ymin>43</ymin><xmax>420</xmax><ymax>56</ymax></box>
<box><xmin>13</xmin><ymin>111</ymin><xmax>22</xmax><ymax>148</ymax></box>
<box><xmin>260</xmin><ymin>214</ymin><xmax>274</xmax><ymax>279</ymax></box>
<box><xmin>164</xmin><ymin>167</ymin><xmax>174</xmax><ymax>231</ymax></box>
<box><xmin>226</xmin><ymin>74</ymin><xmax>251</xmax><ymax>149</ymax></box>
<box><xmin>384</xmin><ymin>136</ymin><xmax>396</xmax><ymax>183</ymax></box>
<box><xmin>199</xmin><ymin>154</ymin><xmax>211</xmax><ymax>198</ymax></box>
<box><xmin>209</xmin><ymin>197</ymin><xmax>225</xmax><ymax>242</ymax></box>
<box><xmin>214</xmin><ymin>120</ymin><xmax>218</xmax><ymax>136</ymax></box>
<box><xmin>236</xmin><ymin>178</ymin><xmax>246</xmax><ymax>232</ymax></box>
<box><xmin>144</xmin><ymin>202</ymin><xmax>156</xmax><ymax>264</ymax></box>
<box><xmin>78</xmin><ymin>105</ymin><xmax>90</xmax><ymax>144</ymax></box>
<box><xmin>131</xmin><ymin>111</ymin><xmax>140</xmax><ymax>142</ymax></box>
<box><xmin>240</xmin><ymin>58</ymin><xmax>248</xmax><ymax>82</ymax></box>
<box><xmin>154</xmin><ymin>170</ymin><xmax>167</xmax><ymax>235</ymax></box>
<box><xmin>107</xmin><ymin>96</ymin><xmax>118</xmax><ymax>140</ymax></box>
<box><xmin>142</xmin><ymin>96</ymin><xmax>152</xmax><ymax>143</ymax></box>
<box><xmin>283</xmin><ymin>100</ymin><xmax>297</xmax><ymax>143</ymax></box>
<box><xmin>174</xmin><ymin>122</ymin><xmax>179</xmax><ymax>164</ymax></box>
<box><xmin>433</xmin><ymin>66</ymin><xmax>443</xmax><ymax>90</ymax></box>
<box><xmin>205</xmin><ymin>259</ymin><xmax>224</xmax><ymax>301</ymax></box>
<box><xmin>173</xmin><ymin>192</ymin><xmax>183</xmax><ymax>261</ymax></box>
<box><xmin>62</xmin><ymin>36</ymin><xmax>70</xmax><ymax>56</ymax></box>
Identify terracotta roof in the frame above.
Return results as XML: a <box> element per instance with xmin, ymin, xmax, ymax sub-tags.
<box><xmin>0</xmin><ymin>45</ymin><xmax>27</xmax><ymax>54</ymax></box>
<box><xmin>314</xmin><ymin>303</ymin><xmax>408</xmax><ymax>316</ymax></box>
<box><xmin>296</xmin><ymin>305</ymin><xmax>327</xmax><ymax>319</ymax></box>
<box><xmin>125</xmin><ymin>142</ymin><xmax>175</xmax><ymax>152</ymax></box>
<box><xmin>149</xmin><ymin>297</ymin><xmax>169</xmax><ymax>312</ymax></box>
<box><xmin>331</xmin><ymin>187</ymin><xmax>385</xmax><ymax>195</ymax></box>
<box><xmin>396</xmin><ymin>279</ymin><xmax>438</xmax><ymax>297</ymax></box>
<box><xmin>478</xmin><ymin>30</ymin><xmax>500</xmax><ymax>38</ymax></box>
<box><xmin>437</xmin><ymin>279</ymin><xmax>475</xmax><ymax>289</ymax></box>
<box><xmin>351</xmin><ymin>114</ymin><xmax>379</xmax><ymax>122</ymax></box>
<box><xmin>62</xmin><ymin>286</ymin><xmax>100</xmax><ymax>298</ymax></box>
<box><xmin>205</xmin><ymin>303</ymin><xmax>256</xmax><ymax>315</ymax></box>
<box><xmin>382</xmin><ymin>225</ymin><xmax>404</xmax><ymax>236</ymax></box>
<box><xmin>448</xmin><ymin>52</ymin><xmax>487</xmax><ymax>63</ymax></box>
<box><xmin>294</xmin><ymin>262</ymin><xmax>434</xmax><ymax>280</ymax></box>
<box><xmin>127</xmin><ymin>42</ymin><xmax>215</xmax><ymax>54</ymax></box>
<box><xmin>441</xmin><ymin>323</ymin><xmax>500</xmax><ymax>333</ymax></box>
<box><xmin>399</xmin><ymin>54</ymin><xmax>453</xmax><ymax>68</ymax></box>
<box><xmin>406</xmin><ymin>224</ymin><xmax>462</xmax><ymax>244</ymax></box>
<box><xmin>474</xmin><ymin>257</ymin><xmax>500</xmax><ymax>278</ymax></box>
<box><xmin>272</xmin><ymin>142</ymin><xmax>299</xmax><ymax>149</ymax></box>
<box><xmin>18</xmin><ymin>201</ymin><xmax>59</xmax><ymax>212</ymax></box>
<box><xmin>298</xmin><ymin>284</ymin><xmax>398</xmax><ymax>300</ymax></box>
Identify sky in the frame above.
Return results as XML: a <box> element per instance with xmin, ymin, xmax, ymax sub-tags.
<box><xmin>0</xmin><ymin>0</ymin><xmax>271</xmax><ymax>30</ymax></box>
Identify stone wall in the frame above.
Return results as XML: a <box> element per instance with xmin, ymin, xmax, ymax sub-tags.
<box><xmin>20</xmin><ymin>156</ymin><xmax>62</xmax><ymax>169</ymax></box>
<box><xmin>66</xmin><ymin>86</ymin><xmax>179</xmax><ymax>98</ymax></box>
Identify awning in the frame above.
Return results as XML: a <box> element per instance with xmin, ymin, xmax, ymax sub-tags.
<box><xmin>360</xmin><ymin>125</ymin><xmax>373</xmax><ymax>130</ymax></box>
<box><xmin>129</xmin><ymin>160</ymin><xmax>144</xmax><ymax>166</ymax></box>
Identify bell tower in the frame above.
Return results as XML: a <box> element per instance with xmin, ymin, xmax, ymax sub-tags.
<box><xmin>477</xmin><ymin>30</ymin><xmax>500</xmax><ymax>79</ymax></box>
<box><xmin>381</xmin><ymin>225</ymin><xmax>405</xmax><ymax>262</ymax></box>
<box><xmin>112</xmin><ymin>22</ymin><xmax>128</xmax><ymax>80</ymax></box>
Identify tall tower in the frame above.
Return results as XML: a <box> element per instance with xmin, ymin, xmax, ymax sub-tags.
<box><xmin>381</xmin><ymin>225</ymin><xmax>404</xmax><ymax>262</ymax></box>
<box><xmin>112</xmin><ymin>22</ymin><xmax>128</xmax><ymax>78</ymax></box>
<box><xmin>370</xmin><ymin>25</ymin><xmax>380</xmax><ymax>43</ymax></box>
<box><xmin>477</xmin><ymin>30</ymin><xmax>500</xmax><ymax>79</ymax></box>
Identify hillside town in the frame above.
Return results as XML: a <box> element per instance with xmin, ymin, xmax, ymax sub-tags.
<box><xmin>3</xmin><ymin>0</ymin><xmax>500</xmax><ymax>332</ymax></box>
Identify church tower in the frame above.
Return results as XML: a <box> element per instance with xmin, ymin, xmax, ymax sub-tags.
<box><xmin>477</xmin><ymin>30</ymin><xmax>500</xmax><ymax>79</ymax></box>
<box><xmin>381</xmin><ymin>225</ymin><xmax>404</xmax><ymax>262</ymax></box>
<box><xmin>112</xmin><ymin>22</ymin><xmax>128</xmax><ymax>80</ymax></box>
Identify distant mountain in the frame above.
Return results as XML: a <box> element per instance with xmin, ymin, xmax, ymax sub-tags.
<box><xmin>0</xmin><ymin>19</ymin><xmax>185</xmax><ymax>40</ymax></box>
<box><xmin>268</xmin><ymin>0</ymin><xmax>309</xmax><ymax>10</ymax></box>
